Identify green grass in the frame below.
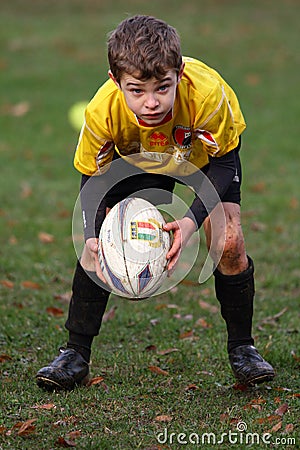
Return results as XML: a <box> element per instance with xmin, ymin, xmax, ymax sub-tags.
<box><xmin>0</xmin><ymin>0</ymin><xmax>299</xmax><ymax>449</ymax></box>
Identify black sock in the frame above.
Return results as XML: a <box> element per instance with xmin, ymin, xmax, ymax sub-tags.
<box><xmin>67</xmin><ymin>333</ymin><xmax>93</xmax><ymax>363</ymax></box>
<box><xmin>214</xmin><ymin>256</ymin><xmax>255</xmax><ymax>353</ymax></box>
<box><xmin>65</xmin><ymin>260</ymin><xmax>110</xmax><ymax>362</ymax></box>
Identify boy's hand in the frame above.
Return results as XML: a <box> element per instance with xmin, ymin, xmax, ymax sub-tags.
<box><xmin>83</xmin><ymin>238</ymin><xmax>108</xmax><ymax>284</ymax></box>
<box><xmin>163</xmin><ymin>217</ymin><xmax>197</xmax><ymax>275</ymax></box>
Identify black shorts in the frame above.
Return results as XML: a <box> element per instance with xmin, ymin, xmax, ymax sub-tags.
<box><xmin>104</xmin><ymin>145</ymin><xmax>242</xmax><ymax>208</ymax></box>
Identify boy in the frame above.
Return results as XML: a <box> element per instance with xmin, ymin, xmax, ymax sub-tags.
<box><xmin>36</xmin><ymin>15</ymin><xmax>275</xmax><ymax>391</ymax></box>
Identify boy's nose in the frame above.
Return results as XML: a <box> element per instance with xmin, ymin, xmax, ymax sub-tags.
<box><xmin>145</xmin><ymin>93</ymin><xmax>159</xmax><ymax>109</ymax></box>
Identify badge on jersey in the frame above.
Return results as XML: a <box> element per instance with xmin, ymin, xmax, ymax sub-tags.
<box><xmin>172</xmin><ymin>125</ymin><xmax>192</xmax><ymax>149</ymax></box>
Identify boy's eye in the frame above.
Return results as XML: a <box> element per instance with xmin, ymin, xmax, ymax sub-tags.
<box><xmin>158</xmin><ymin>84</ymin><xmax>170</xmax><ymax>92</ymax></box>
<box><xmin>131</xmin><ymin>88</ymin><xmax>143</xmax><ymax>94</ymax></box>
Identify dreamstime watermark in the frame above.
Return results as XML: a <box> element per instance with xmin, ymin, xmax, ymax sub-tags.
<box><xmin>156</xmin><ymin>421</ymin><xmax>297</xmax><ymax>446</ymax></box>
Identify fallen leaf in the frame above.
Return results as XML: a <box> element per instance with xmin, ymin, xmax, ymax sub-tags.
<box><xmin>250</xmin><ymin>181</ymin><xmax>266</xmax><ymax>193</ymax></box>
<box><xmin>31</xmin><ymin>403</ymin><xmax>56</xmax><ymax>410</ymax></box>
<box><xmin>20</xmin><ymin>182</ymin><xmax>32</xmax><ymax>199</ymax></box>
<box><xmin>291</xmin><ymin>350</ymin><xmax>300</xmax><ymax>362</ymax></box>
<box><xmin>87</xmin><ymin>376</ymin><xmax>104</xmax><ymax>386</ymax></box>
<box><xmin>9</xmin><ymin>236</ymin><xmax>18</xmax><ymax>245</ymax></box>
<box><xmin>199</xmin><ymin>300</ymin><xmax>218</xmax><ymax>314</ymax></box>
<box><xmin>233</xmin><ymin>383</ymin><xmax>248</xmax><ymax>391</ymax></box>
<box><xmin>102</xmin><ymin>306</ymin><xmax>117</xmax><ymax>322</ymax></box>
<box><xmin>56</xmin><ymin>436</ymin><xmax>77</xmax><ymax>447</ymax></box>
<box><xmin>284</xmin><ymin>423</ymin><xmax>294</xmax><ymax>433</ymax></box>
<box><xmin>289</xmin><ymin>197</ymin><xmax>298</xmax><ymax>210</ymax></box>
<box><xmin>16</xmin><ymin>418</ymin><xmax>37</xmax><ymax>436</ymax></box>
<box><xmin>0</xmin><ymin>279</ymin><xmax>14</xmax><ymax>289</ymax></box>
<box><xmin>261</xmin><ymin>308</ymin><xmax>288</xmax><ymax>324</ymax></box>
<box><xmin>46</xmin><ymin>306</ymin><xmax>64</xmax><ymax>317</ymax></box>
<box><xmin>145</xmin><ymin>344</ymin><xmax>157</xmax><ymax>352</ymax></box>
<box><xmin>67</xmin><ymin>431</ymin><xmax>81</xmax><ymax>440</ymax></box>
<box><xmin>0</xmin><ymin>354</ymin><xmax>12</xmax><ymax>363</ymax></box>
<box><xmin>38</xmin><ymin>232</ymin><xmax>54</xmax><ymax>243</ymax></box>
<box><xmin>21</xmin><ymin>280</ymin><xmax>41</xmax><ymax>289</ymax></box>
<box><xmin>256</xmin><ymin>415</ymin><xmax>281</xmax><ymax>424</ymax></box>
<box><xmin>0</xmin><ymin>426</ymin><xmax>6</xmax><ymax>435</ymax></box>
<box><xmin>154</xmin><ymin>415</ymin><xmax>172</xmax><ymax>422</ymax></box>
<box><xmin>149</xmin><ymin>366</ymin><xmax>169</xmax><ymax>376</ymax></box>
<box><xmin>54</xmin><ymin>291</ymin><xmax>71</xmax><ymax>303</ymax></box>
<box><xmin>251</xmin><ymin>221</ymin><xmax>267</xmax><ymax>232</ymax></box>
<box><xmin>184</xmin><ymin>384</ymin><xmax>199</xmax><ymax>391</ymax></box>
<box><xmin>270</xmin><ymin>421</ymin><xmax>282</xmax><ymax>433</ymax></box>
<box><xmin>8</xmin><ymin>101</ymin><xmax>30</xmax><ymax>117</ymax></box>
<box><xmin>245</xmin><ymin>73</ymin><xmax>261</xmax><ymax>86</ymax></box>
<box><xmin>179</xmin><ymin>330</ymin><xmax>194</xmax><ymax>340</ymax></box>
<box><xmin>274</xmin><ymin>402</ymin><xmax>288</xmax><ymax>416</ymax></box>
<box><xmin>220</xmin><ymin>413</ymin><xmax>229</xmax><ymax>423</ymax></box>
<box><xmin>150</xmin><ymin>318</ymin><xmax>160</xmax><ymax>326</ymax></box>
<box><xmin>157</xmin><ymin>348</ymin><xmax>179</xmax><ymax>355</ymax></box>
<box><xmin>198</xmin><ymin>370</ymin><xmax>214</xmax><ymax>376</ymax></box>
<box><xmin>195</xmin><ymin>317</ymin><xmax>212</xmax><ymax>328</ymax></box>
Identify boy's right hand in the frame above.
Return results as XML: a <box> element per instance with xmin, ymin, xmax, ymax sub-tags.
<box><xmin>82</xmin><ymin>238</ymin><xmax>108</xmax><ymax>285</ymax></box>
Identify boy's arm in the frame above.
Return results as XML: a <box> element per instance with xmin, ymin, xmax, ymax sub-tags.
<box><xmin>80</xmin><ymin>174</ymin><xmax>108</xmax><ymax>241</ymax></box>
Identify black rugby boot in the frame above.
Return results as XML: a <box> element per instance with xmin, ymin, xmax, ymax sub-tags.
<box><xmin>229</xmin><ymin>345</ymin><xmax>275</xmax><ymax>386</ymax></box>
<box><xmin>36</xmin><ymin>348</ymin><xmax>89</xmax><ymax>391</ymax></box>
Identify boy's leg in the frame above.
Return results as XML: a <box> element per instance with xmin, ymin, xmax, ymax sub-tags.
<box><xmin>204</xmin><ymin>202</ymin><xmax>275</xmax><ymax>385</ymax></box>
<box><xmin>36</xmin><ymin>249</ymin><xmax>109</xmax><ymax>391</ymax></box>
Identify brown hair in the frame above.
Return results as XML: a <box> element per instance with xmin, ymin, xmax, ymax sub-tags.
<box><xmin>107</xmin><ymin>15</ymin><xmax>182</xmax><ymax>82</ymax></box>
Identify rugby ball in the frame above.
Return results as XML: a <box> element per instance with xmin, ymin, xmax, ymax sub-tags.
<box><xmin>98</xmin><ymin>197</ymin><xmax>170</xmax><ymax>299</ymax></box>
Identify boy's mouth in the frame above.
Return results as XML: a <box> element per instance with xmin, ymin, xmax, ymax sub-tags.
<box><xmin>142</xmin><ymin>113</ymin><xmax>164</xmax><ymax>121</ymax></box>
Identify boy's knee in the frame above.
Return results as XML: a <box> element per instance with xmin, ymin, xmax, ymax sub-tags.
<box><xmin>218</xmin><ymin>230</ymin><xmax>248</xmax><ymax>274</ymax></box>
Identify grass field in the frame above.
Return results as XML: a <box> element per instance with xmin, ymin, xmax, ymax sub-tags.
<box><xmin>0</xmin><ymin>0</ymin><xmax>299</xmax><ymax>448</ymax></box>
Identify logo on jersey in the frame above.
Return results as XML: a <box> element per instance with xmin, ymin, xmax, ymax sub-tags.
<box><xmin>149</xmin><ymin>131</ymin><xmax>169</xmax><ymax>147</ymax></box>
<box><xmin>172</xmin><ymin>126</ymin><xmax>192</xmax><ymax>149</ymax></box>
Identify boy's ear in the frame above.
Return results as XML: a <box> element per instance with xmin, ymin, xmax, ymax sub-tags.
<box><xmin>108</xmin><ymin>70</ymin><xmax>121</xmax><ymax>89</ymax></box>
<box><xmin>177</xmin><ymin>62</ymin><xmax>185</xmax><ymax>83</ymax></box>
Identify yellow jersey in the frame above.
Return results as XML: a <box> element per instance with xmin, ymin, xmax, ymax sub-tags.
<box><xmin>74</xmin><ymin>57</ymin><xmax>246</xmax><ymax>177</ymax></box>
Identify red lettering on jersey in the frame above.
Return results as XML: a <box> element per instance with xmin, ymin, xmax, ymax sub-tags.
<box><xmin>149</xmin><ymin>131</ymin><xmax>169</xmax><ymax>147</ymax></box>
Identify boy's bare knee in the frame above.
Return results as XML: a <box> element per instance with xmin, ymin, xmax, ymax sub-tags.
<box><xmin>218</xmin><ymin>230</ymin><xmax>248</xmax><ymax>275</ymax></box>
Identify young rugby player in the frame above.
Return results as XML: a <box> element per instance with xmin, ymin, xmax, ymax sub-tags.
<box><xmin>36</xmin><ymin>15</ymin><xmax>275</xmax><ymax>391</ymax></box>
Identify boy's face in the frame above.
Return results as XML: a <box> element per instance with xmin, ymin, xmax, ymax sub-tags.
<box><xmin>109</xmin><ymin>65</ymin><xmax>184</xmax><ymax>126</ymax></box>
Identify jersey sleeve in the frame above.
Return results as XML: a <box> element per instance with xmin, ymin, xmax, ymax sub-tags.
<box><xmin>194</xmin><ymin>82</ymin><xmax>246</xmax><ymax>158</ymax></box>
<box><xmin>73</xmin><ymin>107</ymin><xmax>115</xmax><ymax>176</ymax></box>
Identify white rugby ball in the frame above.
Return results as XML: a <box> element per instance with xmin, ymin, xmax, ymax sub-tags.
<box><xmin>98</xmin><ymin>197</ymin><xmax>170</xmax><ymax>299</ymax></box>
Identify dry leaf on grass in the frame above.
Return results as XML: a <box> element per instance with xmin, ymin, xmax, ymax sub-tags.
<box><xmin>56</xmin><ymin>436</ymin><xmax>77</xmax><ymax>447</ymax></box>
<box><xmin>21</xmin><ymin>280</ymin><xmax>41</xmax><ymax>289</ymax></box>
<box><xmin>274</xmin><ymin>402</ymin><xmax>288</xmax><ymax>416</ymax></box>
<box><xmin>102</xmin><ymin>306</ymin><xmax>117</xmax><ymax>322</ymax></box>
<box><xmin>46</xmin><ymin>306</ymin><xmax>64</xmax><ymax>317</ymax></box>
<box><xmin>38</xmin><ymin>232</ymin><xmax>55</xmax><ymax>243</ymax></box>
<box><xmin>198</xmin><ymin>300</ymin><xmax>218</xmax><ymax>314</ymax></box>
<box><xmin>0</xmin><ymin>279</ymin><xmax>14</xmax><ymax>289</ymax></box>
<box><xmin>270</xmin><ymin>421</ymin><xmax>282</xmax><ymax>433</ymax></box>
<box><xmin>157</xmin><ymin>348</ymin><xmax>179</xmax><ymax>355</ymax></box>
<box><xmin>154</xmin><ymin>415</ymin><xmax>172</xmax><ymax>422</ymax></box>
<box><xmin>149</xmin><ymin>366</ymin><xmax>169</xmax><ymax>376</ymax></box>
<box><xmin>15</xmin><ymin>418</ymin><xmax>37</xmax><ymax>436</ymax></box>
<box><xmin>0</xmin><ymin>354</ymin><xmax>12</xmax><ymax>363</ymax></box>
<box><xmin>31</xmin><ymin>403</ymin><xmax>56</xmax><ymax>410</ymax></box>
<box><xmin>284</xmin><ymin>423</ymin><xmax>294</xmax><ymax>433</ymax></box>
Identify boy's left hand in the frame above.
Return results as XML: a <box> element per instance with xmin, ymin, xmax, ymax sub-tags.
<box><xmin>163</xmin><ymin>217</ymin><xmax>197</xmax><ymax>275</ymax></box>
